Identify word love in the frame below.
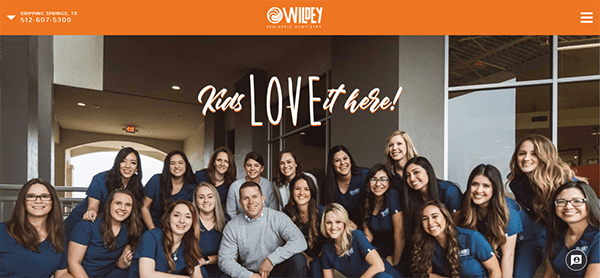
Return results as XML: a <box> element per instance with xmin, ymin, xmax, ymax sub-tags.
<box><xmin>197</xmin><ymin>75</ymin><xmax>404</xmax><ymax>126</ymax></box>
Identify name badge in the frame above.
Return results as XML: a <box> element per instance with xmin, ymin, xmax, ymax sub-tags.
<box><xmin>458</xmin><ymin>249</ymin><xmax>470</xmax><ymax>257</ymax></box>
<box><xmin>350</xmin><ymin>188</ymin><xmax>360</xmax><ymax>196</ymax></box>
<box><xmin>381</xmin><ymin>207</ymin><xmax>389</xmax><ymax>217</ymax></box>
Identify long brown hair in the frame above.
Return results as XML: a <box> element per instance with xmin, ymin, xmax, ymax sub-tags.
<box><xmin>461</xmin><ymin>164</ymin><xmax>508</xmax><ymax>253</ymax></box>
<box><xmin>206</xmin><ymin>147</ymin><xmax>236</xmax><ymax>188</ymax></box>
<box><xmin>160</xmin><ymin>200</ymin><xmax>202</xmax><ymax>274</ymax></box>
<box><xmin>6</xmin><ymin>178</ymin><xmax>64</xmax><ymax>253</ymax></box>
<box><xmin>100</xmin><ymin>189</ymin><xmax>143</xmax><ymax>250</ymax></box>
<box><xmin>411</xmin><ymin>201</ymin><xmax>461</xmax><ymax>278</ymax></box>
<box><xmin>284</xmin><ymin>173</ymin><xmax>319</xmax><ymax>249</ymax></box>
<box><xmin>159</xmin><ymin>151</ymin><xmax>196</xmax><ymax>216</ymax></box>
<box><xmin>508</xmin><ymin>134</ymin><xmax>583</xmax><ymax>223</ymax></box>
<box><xmin>273</xmin><ymin>149</ymin><xmax>305</xmax><ymax>187</ymax></box>
<box><xmin>106</xmin><ymin>147</ymin><xmax>144</xmax><ymax>208</ymax></box>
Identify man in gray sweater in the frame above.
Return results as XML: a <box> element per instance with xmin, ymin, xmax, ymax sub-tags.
<box><xmin>219</xmin><ymin>181</ymin><xmax>308</xmax><ymax>278</ymax></box>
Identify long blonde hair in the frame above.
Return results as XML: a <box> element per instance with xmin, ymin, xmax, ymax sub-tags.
<box><xmin>508</xmin><ymin>134</ymin><xmax>583</xmax><ymax>222</ymax></box>
<box><xmin>193</xmin><ymin>182</ymin><xmax>227</xmax><ymax>232</ymax></box>
<box><xmin>320</xmin><ymin>203</ymin><xmax>354</xmax><ymax>257</ymax></box>
<box><xmin>384</xmin><ymin>130</ymin><xmax>418</xmax><ymax>171</ymax></box>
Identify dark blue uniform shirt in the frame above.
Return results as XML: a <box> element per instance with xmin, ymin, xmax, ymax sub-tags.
<box><xmin>144</xmin><ymin>173</ymin><xmax>196</xmax><ymax>228</ymax></box>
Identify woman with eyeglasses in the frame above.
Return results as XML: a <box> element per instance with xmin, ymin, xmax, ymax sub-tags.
<box><xmin>129</xmin><ymin>200</ymin><xmax>204</xmax><ymax>278</ymax></box>
<box><xmin>0</xmin><ymin>179</ymin><xmax>69</xmax><ymax>278</ymax></box>
<box><xmin>507</xmin><ymin>134</ymin><xmax>584</xmax><ymax>278</ymax></box>
<box><xmin>65</xmin><ymin>147</ymin><xmax>144</xmax><ymax>239</ymax></box>
<box><xmin>461</xmin><ymin>164</ymin><xmax>522</xmax><ymax>278</ymax></box>
<box><xmin>68</xmin><ymin>189</ymin><xmax>143</xmax><ymax>277</ymax></box>
<box><xmin>142</xmin><ymin>150</ymin><xmax>197</xmax><ymax>230</ymax></box>
<box><xmin>284</xmin><ymin>173</ymin><xmax>326</xmax><ymax>277</ymax></box>
<box><xmin>542</xmin><ymin>181</ymin><xmax>599</xmax><ymax>278</ymax></box>
<box><xmin>226</xmin><ymin>152</ymin><xmax>277</xmax><ymax>219</ymax></box>
<box><xmin>195</xmin><ymin>147</ymin><xmax>236</xmax><ymax>208</ymax></box>
<box><xmin>384</xmin><ymin>131</ymin><xmax>418</xmax><ymax>190</ymax></box>
<box><xmin>359</xmin><ymin>164</ymin><xmax>404</xmax><ymax>268</ymax></box>
<box><xmin>320</xmin><ymin>203</ymin><xmax>401</xmax><ymax>278</ymax></box>
<box><xmin>411</xmin><ymin>201</ymin><xmax>501</xmax><ymax>278</ymax></box>
<box><xmin>195</xmin><ymin>182</ymin><xmax>228</xmax><ymax>277</ymax></box>
<box><xmin>273</xmin><ymin>149</ymin><xmax>319</xmax><ymax>211</ymax></box>
<box><xmin>321</xmin><ymin>145</ymin><xmax>368</xmax><ymax>227</ymax></box>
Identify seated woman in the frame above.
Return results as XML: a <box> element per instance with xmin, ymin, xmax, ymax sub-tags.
<box><xmin>461</xmin><ymin>164</ymin><xmax>522</xmax><ymax>278</ymax></box>
<box><xmin>195</xmin><ymin>182</ymin><xmax>228</xmax><ymax>277</ymax></box>
<box><xmin>69</xmin><ymin>189</ymin><xmax>143</xmax><ymax>277</ymax></box>
<box><xmin>284</xmin><ymin>173</ymin><xmax>326</xmax><ymax>278</ymax></box>
<box><xmin>65</xmin><ymin>147</ymin><xmax>144</xmax><ymax>238</ymax></box>
<box><xmin>195</xmin><ymin>147</ymin><xmax>236</xmax><ymax>208</ymax></box>
<box><xmin>226</xmin><ymin>152</ymin><xmax>277</xmax><ymax>219</ymax></box>
<box><xmin>129</xmin><ymin>200</ymin><xmax>204</xmax><ymax>278</ymax></box>
<box><xmin>411</xmin><ymin>201</ymin><xmax>501</xmax><ymax>278</ymax></box>
<box><xmin>273</xmin><ymin>149</ymin><xmax>319</xmax><ymax>210</ymax></box>
<box><xmin>543</xmin><ymin>181</ymin><xmax>599</xmax><ymax>278</ymax></box>
<box><xmin>320</xmin><ymin>203</ymin><xmax>401</xmax><ymax>278</ymax></box>
<box><xmin>142</xmin><ymin>150</ymin><xmax>197</xmax><ymax>229</ymax></box>
<box><xmin>0</xmin><ymin>179</ymin><xmax>69</xmax><ymax>278</ymax></box>
<box><xmin>360</xmin><ymin>164</ymin><xmax>404</xmax><ymax>267</ymax></box>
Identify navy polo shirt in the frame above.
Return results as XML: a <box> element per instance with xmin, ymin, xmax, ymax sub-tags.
<box><xmin>549</xmin><ymin>224</ymin><xmax>599</xmax><ymax>277</ymax></box>
<box><xmin>438</xmin><ymin>180</ymin><xmax>463</xmax><ymax>213</ymax></box>
<box><xmin>432</xmin><ymin>227</ymin><xmax>495</xmax><ymax>278</ymax></box>
<box><xmin>365</xmin><ymin>188</ymin><xmax>402</xmax><ymax>258</ymax></box>
<box><xmin>198</xmin><ymin>220</ymin><xmax>224</xmax><ymax>277</ymax></box>
<box><xmin>129</xmin><ymin>228</ymin><xmax>189</xmax><ymax>277</ymax></box>
<box><xmin>509</xmin><ymin>178</ymin><xmax>547</xmax><ymax>243</ymax></box>
<box><xmin>144</xmin><ymin>173</ymin><xmax>197</xmax><ymax>228</ymax></box>
<box><xmin>335</xmin><ymin>168</ymin><xmax>368</xmax><ymax>222</ymax></box>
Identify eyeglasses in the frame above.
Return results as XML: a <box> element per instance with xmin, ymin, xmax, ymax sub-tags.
<box><xmin>555</xmin><ymin>198</ymin><xmax>587</xmax><ymax>207</ymax></box>
<box><xmin>370</xmin><ymin>177</ymin><xmax>389</xmax><ymax>183</ymax></box>
<box><xmin>26</xmin><ymin>194</ymin><xmax>52</xmax><ymax>202</ymax></box>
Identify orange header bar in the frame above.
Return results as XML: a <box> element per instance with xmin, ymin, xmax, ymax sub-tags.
<box><xmin>1</xmin><ymin>0</ymin><xmax>599</xmax><ymax>35</ymax></box>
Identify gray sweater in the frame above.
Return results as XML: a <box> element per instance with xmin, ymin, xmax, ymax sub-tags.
<box><xmin>218</xmin><ymin>207</ymin><xmax>307</xmax><ymax>278</ymax></box>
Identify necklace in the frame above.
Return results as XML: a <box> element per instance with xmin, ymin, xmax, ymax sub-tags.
<box><xmin>172</xmin><ymin>244</ymin><xmax>181</xmax><ymax>261</ymax></box>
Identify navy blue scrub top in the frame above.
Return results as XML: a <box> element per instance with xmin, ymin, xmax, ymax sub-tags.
<box><xmin>365</xmin><ymin>188</ymin><xmax>402</xmax><ymax>258</ymax></box>
<box><xmin>321</xmin><ymin>230</ymin><xmax>378</xmax><ymax>277</ymax></box>
<box><xmin>437</xmin><ymin>180</ymin><xmax>463</xmax><ymax>213</ymax></box>
<box><xmin>509</xmin><ymin>177</ymin><xmax>547</xmax><ymax>242</ymax></box>
<box><xmin>391</xmin><ymin>165</ymin><xmax>404</xmax><ymax>191</ymax></box>
<box><xmin>549</xmin><ymin>224</ymin><xmax>599</xmax><ymax>277</ymax></box>
<box><xmin>335</xmin><ymin>168</ymin><xmax>368</xmax><ymax>223</ymax></box>
<box><xmin>475</xmin><ymin>197</ymin><xmax>523</xmax><ymax>259</ymax></box>
<box><xmin>0</xmin><ymin>223</ymin><xmax>68</xmax><ymax>278</ymax></box>
<box><xmin>195</xmin><ymin>169</ymin><xmax>228</xmax><ymax>207</ymax></box>
<box><xmin>299</xmin><ymin>205</ymin><xmax>326</xmax><ymax>259</ymax></box>
<box><xmin>70</xmin><ymin>218</ymin><xmax>129</xmax><ymax>277</ymax></box>
<box><xmin>144</xmin><ymin>173</ymin><xmax>197</xmax><ymax>228</ymax></box>
<box><xmin>198</xmin><ymin>220</ymin><xmax>224</xmax><ymax>277</ymax></box>
<box><xmin>129</xmin><ymin>228</ymin><xmax>190</xmax><ymax>277</ymax></box>
<box><xmin>432</xmin><ymin>227</ymin><xmax>495</xmax><ymax>278</ymax></box>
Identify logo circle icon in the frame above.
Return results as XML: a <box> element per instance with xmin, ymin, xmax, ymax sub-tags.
<box><xmin>565</xmin><ymin>249</ymin><xmax>587</xmax><ymax>272</ymax></box>
<box><xmin>267</xmin><ymin>7</ymin><xmax>282</xmax><ymax>24</ymax></box>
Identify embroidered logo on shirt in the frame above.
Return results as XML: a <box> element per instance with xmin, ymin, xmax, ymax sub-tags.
<box><xmin>349</xmin><ymin>188</ymin><xmax>360</xmax><ymax>196</ymax></box>
<box><xmin>347</xmin><ymin>247</ymin><xmax>355</xmax><ymax>256</ymax></box>
<box><xmin>576</xmin><ymin>246</ymin><xmax>588</xmax><ymax>252</ymax></box>
<box><xmin>381</xmin><ymin>207</ymin><xmax>389</xmax><ymax>217</ymax></box>
<box><xmin>458</xmin><ymin>249</ymin><xmax>470</xmax><ymax>257</ymax></box>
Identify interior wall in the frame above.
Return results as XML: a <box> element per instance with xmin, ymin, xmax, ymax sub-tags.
<box><xmin>183</xmin><ymin>123</ymin><xmax>205</xmax><ymax>171</ymax></box>
<box><xmin>55</xmin><ymin>128</ymin><xmax>183</xmax><ymax>186</ymax></box>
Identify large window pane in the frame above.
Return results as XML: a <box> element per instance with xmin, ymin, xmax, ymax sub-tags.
<box><xmin>284</xmin><ymin>126</ymin><xmax>326</xmax><ymax>183</ymax></box>
<box><xmin>558</xmin><ymin>36</ymin><xmax>600</xmax><ymax>78</ymax></box>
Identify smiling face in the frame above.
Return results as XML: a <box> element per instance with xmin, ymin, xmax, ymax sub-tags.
<box><xmin>370</xmin><ymin>170</ymin><xmax>390</xmax><ymax>197</ymax></box>
<box><xmin>279</xmin><ymin>153</ymin><xmax>297</xmax><ymax>180</ymax></box>
<box><xmin>517</xmin><ymin>140</ymin><xmax>539</xmax><ymax>175</ymax></box>
<box><xmin>555</xmin><ymin>188</ymin><xmax>588</xmax><ymax>226</ymax></box>
<box><xmin>239</xmin><ymin>186</ymin><xmax>265</xmax><ymax>220</ymax></box>
<box><xmin>333</xmin><ymin>151</ymin><xmax>351</xmax><ymax>177</ymax></box>
<box><xmin>214</xmin><ymin>152</ymin><xmax>230</xmax><ymax>175</ymax></box>
<box><xmin>406</xmin><ymin>163</ymin><xmax>429</xmax><ymax>193</ymax></box>
<box><xmin>422</xmin><ymin>205</ymin><xmax>447</xmax><ymax>240</ymax></box>
<box><xmin>245</xmin><ymin>158</ymin><xmax>264</xmax><ymax>181</ymax></box>
<box><xmin>169</xmin><ymin>204</ymin><xmax>193</xmax><ymax>237</ymax></box>
<box><xmin>388</xmin><ymin>135</ymin><xmax>408</xmax><ymax>164</ymax></box>
<box><xmin>25</xmin><ymin>183</ymin><xmax>52</xmax><ymax>218</ymax></box>
<box><xmin>169</xmin><ymin>154</ymin><xmax>186</xmax><ymax>178</ymax></box>
<box><xmin>196</xmin><ymin>186</ymin><xmax>216</xmax><ymax>214</ymax></box>
<box><xmin>120</xmin><ymin>152</ymin><xmax>138</xmax><ymax>181</ymax></box>
<box><xmin>324</xmin><ymin>211</ymin><xmax>345</xmax><ymax>239</ymax></box>
<box><xmin>292</xmin><ymin>179</ymin><xmax>312</xmax><ymax>206</ymax></box>
<box><xmin>110</xmin><ymin>193</ymin><xmax>133</xmax><ymax>222</ymax></box>
<box><xmin>470</xmin><ymin>175</ymin><xmax>493</xmax><ymax>207</ymax></box>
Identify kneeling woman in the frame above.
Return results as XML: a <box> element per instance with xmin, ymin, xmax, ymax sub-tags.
<box><xmin>129</xmin><ymin>200</ymin><xmax>204</xmax><ymax>278</ymax></box>
<box><xmin>0</xmin><ymin>179</ymin><xmax>69</xmax><ymax>278</ymax></box>
<box><xmin>69</xmin><ymin>189</ymin><xmax>143</xmax><ymax>277</ymax></box>
<box><xmin>195</xmin><ymin>182</ymin><xmax>228</xmax><ymax>277</ymax></box>
<box><xmin>320</xmin><ymin>203</ymin><xmax>401</xmax><ymax>278</ymax></box>
<box><xmin>543</xmin><ymin>181</ymin><xmax>599</xmax><ymax>278</ymax></box>
<box><xmin>411</xmin><ymin>201</ymin><xmax>501</xmax><ymax>278</ymax></box>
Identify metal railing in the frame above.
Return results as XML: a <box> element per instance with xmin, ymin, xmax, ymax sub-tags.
<box><xmin>0</xmin><ymin>184</ymin><xmax>88</xmax><ymax>222</ymax></box>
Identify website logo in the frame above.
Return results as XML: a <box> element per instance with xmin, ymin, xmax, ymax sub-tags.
<box><xmin>267</xmin><ymin>7</ymin><xmax>283</xmax><ymax>24</ymax></box>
